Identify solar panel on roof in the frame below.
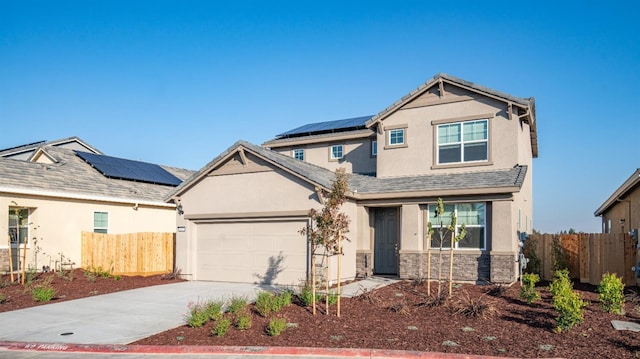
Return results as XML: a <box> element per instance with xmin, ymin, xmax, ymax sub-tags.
<box><xmin>75</xmin><ymin>151</ymin><xmax>182</xmax><ymax>186</ymax></box>
<box><xmin>277</xmin><ymin>115</ymin><xmax>373</xmax><ymax>138</ymax></box>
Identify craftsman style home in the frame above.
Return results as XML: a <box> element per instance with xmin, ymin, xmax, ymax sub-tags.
<box><xmin>169</xmin><ymin>73</ymin><xmax>538</xmax><ymax>285</ymax></box>
<box><xmin>0</xmin><ymin>137</ymin><xmax>193</xmax><ymax>273</ymax></box>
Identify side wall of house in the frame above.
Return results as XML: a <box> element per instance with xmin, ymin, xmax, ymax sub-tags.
<box><xmin>0</xmin><ymin>194</ymin><xmax>175</xmax><ymax>272</ymax></box>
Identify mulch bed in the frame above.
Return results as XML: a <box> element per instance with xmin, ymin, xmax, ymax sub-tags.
<box><xmin>0</xmin><ymin>268</ymin><xmax>182</xmax><ymax>313</ymax></box>
<box><xmin>133</xmin><ymin>280</ymin><xmax>640</xmax><ymax>358</ymax></box>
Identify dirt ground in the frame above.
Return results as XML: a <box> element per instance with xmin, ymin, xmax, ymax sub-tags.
<box><xmin>2</xmin><ymin>269</ymin><xmax>640</xmax><ymax>358</ymax></box>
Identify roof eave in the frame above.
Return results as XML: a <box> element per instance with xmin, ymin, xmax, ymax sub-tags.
<box><xmin>351</xmin><ymin>185</ymin><xmax>522</xmax><ymax>200</ymax></box>
<box><xmin>594</xmin><ymin>169</ymin><xmax>640</xmax><ymax>216</ymax></box>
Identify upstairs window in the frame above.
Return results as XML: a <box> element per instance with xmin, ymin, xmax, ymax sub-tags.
<box><xmin>94</xmin><ymin>212</ymin><xmax>108</xmax><ymax>234</ymax></box>
<box><xmin>437</xmin><ymin>119</ymin><xmax>488</xmax><ymax>164</ymax></box>
<box><xmin>389</xmin><ymin>128</ymin><xmax>405</xmax><ymax>146</ymax></box>
<box><xmin>293</xmin><ymin>148</ymin><xmax>304</xmax><ymax>161</ymax></box>
<box><xmin>330</xmin><ymin>145</ymin><xmax>344</xmax><ymax>160</ymax></box>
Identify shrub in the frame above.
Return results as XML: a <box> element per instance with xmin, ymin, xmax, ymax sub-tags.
<box><xmin>450</xmin><ymin>291</ymin><xmax>496</xmax><ymax>318</ymax></box>
<box><xmin>184</xmin><ymin>300</ymin><xmax>209</xmax><ymax>328</ymax></box>
<box><xmin>520</xmin><ymin>273</ymin><xmax>541</xmax><ymax>304</ymax></box>
<box><xmin>266</xmin><ymin>317</ymin><xmax>287</xmax><ymax>336</ymax></box>
<box><xmin>255</xmin><ymin>291</ymin><xmax>274</xmax><ymax>317</ymax></box>
<box><xmin>298</xmin><ymin>282</ymin><xmax>317</xmax><ymax>307</ymax></box>
<box><xmin>212</xmin><ymin>317</ymin><xmax>231</xmax><ymax>336</ymax></box>
<box><xmin>550</xmin><ymin>269</ymin><xmax>588</xmax><ymax>332</ymax></box>
<box><xmin>31</xmin><ymin>285</ymin><xmax>56</xmax><ymax>302</ymax></box>
<box><xmin>205</xmin><ymin>300</ymin><xmax>224</xmax><ymax>321</ymax></box>
<box><xmin>274</xmin><ymin>290</ymin><xmax>293</xmax><ymax>311</ymax></box>
<box><xmin>235</xmin><ymin>311</ymin><xmax>252</xmax><ymax>330</ymax></box>
<box><xmin>227</xmin><ymin>296</ymin><xmax>249</xmax><ymax>314</ymax></box>
<box><xmin>0</xmin><ymin>292</ymin><xmax>5</xmax><ymax>304</ymax></box>
<box><xmin>598</xmin><ymin>273</ymin><xmax>625</xmax><ymax>314</ymax></box>
<box><xmin>326</xmin><ymin>291</ymin><xmax>339</xmax><ymax>305</ymax></box>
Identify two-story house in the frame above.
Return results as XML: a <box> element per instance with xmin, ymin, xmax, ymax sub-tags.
<box><xmin>169</xmin><ymin>73</ymin><xmax>537</xmax><ymax>285</ymax></box>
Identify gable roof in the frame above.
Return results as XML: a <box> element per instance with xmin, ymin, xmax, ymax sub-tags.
<box><xmin>594</xmin><ymin>168</ymin><xmax>640</xmax><ymax>217</ymax></box>
<box><xmin>365</xmin><ymin>73</ymin><xmax>538</xmax><ymax>157</ymax></box>
<box><xmin>0</xmin><ymin>145</ymin><xmax>193</xmax><ymax>206</ymax></box>
<box><xmin>0</xmin><ymin>136</ymin><xmax>102</xmax><ymax>159</ymax></box>
<box><xmin>168</xmin><ymin>140</ymin><xmax>528</xmax><ymax>202</ymax></box>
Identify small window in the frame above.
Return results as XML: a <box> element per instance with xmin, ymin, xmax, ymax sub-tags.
<box><xmin>293</xmin><ymin>149</ymin><xmax>304</xmax><ymax>161</ymax></box>
<box><xmin>330</xmin><ymin>145</ymin><xmax>344</xmax><ymax>160</ymax></box>
<box><xmin>94</xmin><ymin>212</ymin><xmax>108</xmax><ymax>234</ymax></box>
<box><xmin>371</xmin><ymin>140</ymin><xmax>377</xmax><ymax>156</ymax></box>
<box><xmin>8</xmin><ymin>208</ymin><xmax>29</xmax><ymax>245</ymax></box>
<box><xmin>389</xmin><ymin>128</ymin><xmax>405</xmax><ymax>146</ymax></box>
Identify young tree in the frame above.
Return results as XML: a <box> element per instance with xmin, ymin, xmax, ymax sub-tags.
<box><xmin>299</xmin><ymin>168</ymin><xmax>350</xmax><ymax>316</ymax></box>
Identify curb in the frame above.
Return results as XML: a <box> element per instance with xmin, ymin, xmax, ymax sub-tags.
<box><xmin>0</xmin><ymin>341</ymin><xmax>526</xmax><ymax>359</ymax></box>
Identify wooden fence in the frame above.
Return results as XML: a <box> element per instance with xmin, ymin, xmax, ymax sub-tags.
<box><xmin>81</xmin><ymin>232</ymin><xmax>175</xmax><ymax>276</ymax></box>
<box><xmin>526</xmin><ymin>233</ymin><xmax>636</xmax><ymax>286</ymax></box>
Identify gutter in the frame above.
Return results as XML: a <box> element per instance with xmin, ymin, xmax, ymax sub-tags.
<box><xmin>0</xmin><ymin>186</ymin><xmax>176</xmax><ymax>208</ymax></box>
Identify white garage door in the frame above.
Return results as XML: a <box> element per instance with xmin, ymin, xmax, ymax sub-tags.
<box><xmin>196</xmin><ymin>220</ymin><xmax>308</xmax><ymax>285</ymax></box>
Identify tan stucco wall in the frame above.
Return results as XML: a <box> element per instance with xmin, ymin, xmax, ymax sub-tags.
<box><xmin>375</xmin><ymin>94</ymin><xmax>525</xmax><ymax>178</ymax></box>
<box><xmin>0</xmin><ymin>194</ymin><xmax>176</xmax><ymax>271</ymax></box>
<box><xmin>600</xmin><ymin>187</ymin><xmax>640</xmax><ymax>234</ymax></box>
<box><xmin>272</xmin><ymin>138</ymin><xmax>376</xmax><ymax>175</ymax></box>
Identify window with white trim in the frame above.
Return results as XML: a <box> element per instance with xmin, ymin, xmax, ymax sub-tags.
<box><xmin>94</xmin><ymin>212</ymin><xmax>108</xmax><ymax>234</ymax></box>
<box><xmin>388</xmin><ymin>128</ymin><xmax>405</xmax><ymax>146</ymax></box>
<box><xmin>437</xmin><ymin>119</ymin><xmax>488</xmax><ymax>164</ymax></box>
<box><xmin>330</xmin><ymin>145</ymin><xmax>344</xmax><ymax>160</ymax></box>
<box><xmin>8</xmin><ymin>208</ymin><xmax>29</xmax><ymax>245</ymax></box>
<box><xmin>428</xmin><ymin>202</ymin><xmax>486</xmax><ymax>249</ymax></box>
<box><xmin>293</xmin><ymin>148</ymin><xmax>304</xmax><ymax>161</ymax></box>
<box><xmin>371</xmin><ymin>140</ymin><xmax>377</xmax><ymax>156</ymax></box>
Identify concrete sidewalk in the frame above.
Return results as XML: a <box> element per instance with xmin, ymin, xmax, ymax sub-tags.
<box><xmin>0</xmin><ymin>277</ymin><xmax>397</xmax><ymax>345</ymax></box>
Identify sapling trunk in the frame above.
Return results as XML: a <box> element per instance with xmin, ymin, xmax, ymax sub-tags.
<box><xmin>448</xmin><ymin>231</ymin><xmax>454</xmax><ymax>296</ymax></box>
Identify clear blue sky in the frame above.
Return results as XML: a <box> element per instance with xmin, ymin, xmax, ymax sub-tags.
<box><xmin>1</xmin><ymin>1</ymin><xmax>638</xmax><ymax>234</ymax></box>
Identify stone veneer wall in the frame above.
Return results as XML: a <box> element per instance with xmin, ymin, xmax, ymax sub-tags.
<box><xmin>399</xmin><ymin>251</ymin><xmax>515</xmax><ymax>283</ymax></box>
<box><xmin>0</xmin><ymin>248</ymin><xmax>9</xmax><ymax>272</ymax></box>
<box><xmin>356</xmin><ymin>252</ymin><xmax>373</xmax><ymax>278</ymax></box>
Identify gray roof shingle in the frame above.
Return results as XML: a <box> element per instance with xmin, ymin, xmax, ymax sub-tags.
<box><xmin>169</xmin><ymin>140</ymin><xmax>527</xmax><ymax>200</ymax></box>
<box><xmin>0</xmin><ymin>146</ymin><xmax>194</xmax><ymax>204</ymax></box>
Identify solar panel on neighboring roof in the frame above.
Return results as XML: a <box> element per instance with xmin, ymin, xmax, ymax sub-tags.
<box><xmin>75</xmin><ymin>151</ymin><xmax>182</xmax><ymax>186</ymax></box>
<box><xmin>276</xmin><ymin>115</ymin><xmax>373</xmax><ymax>138</ymax></box>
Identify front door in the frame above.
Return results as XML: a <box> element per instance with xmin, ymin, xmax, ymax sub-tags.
<box><xmin>374</xmin><ymin>207</ymin><xmax>399</xmax><ymax>275</ymax></box>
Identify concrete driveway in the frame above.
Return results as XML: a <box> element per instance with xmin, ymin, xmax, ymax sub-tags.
<box><xmin>0</xmin><ymin>281</ymin><xmax>268</xmax><ymax>345</ymax></box>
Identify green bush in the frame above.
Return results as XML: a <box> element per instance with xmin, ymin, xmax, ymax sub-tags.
<box><xmin>266</xmin><ymin>317</ymin><xmax>287</xmax><ymax>336</ymax></box>
<box><xmin>298</xmin><ymin>282</ymin><xmax>316</xmax><ymax>307</ymax></box>
<box><xmin>273</xmin><ymin>290</ymin><xmax>293</xmax><ymax>311</ymax></box>
<box><xmin>205</xmin><ymin>300</ymin><xmax>224</xmax><ymax>321</ymax></box>
<box><xmin>0</xmin><ymin>292</ymin><xmax>5</xmax><ymax>304</ymax></box>
<box><xmin>255</xmin><ymin>291</ymin><xmax>274</xmax><ymax>317</ymax></box>
<box><xmin>235</xmin><ymin>312</ymin><xmax>252</xmax><ymax>330</ymax></box>
<box><xmin>31</xmin><ymin>285</ymin><xmax>56</xmax><ymax>302</ymax></box>
<box><xmin>184</xmin><ymin>301</ymin><xmax>209</xmax><ymax>327</ymax></box>
<box><xmin>598</xmin><ymin>273</ymin><xmax>625</xmax><ymax>314</ymax></box>
<box><xmin>227</xmin><ymin>296</ymin><xmax>248</xmax><ymax>314</ymax></box>
<box><xmin>212</xmin><ymin>317</ymin><xmax>231</xmax><ymax>336</ymax></box>
<box><xmin>520</xmin><ymin>273</ymin><xmax>541</xmax><ymax>304</ymax></box>
<box><xmin>550</xmin><ymin>269</ymin><xmax>588</xmax><ymax>332</ymax></box>
<box><xmin>326</xmin><ymin>291</ymin><xmax>338</xmax><ymax>305</ymax></box>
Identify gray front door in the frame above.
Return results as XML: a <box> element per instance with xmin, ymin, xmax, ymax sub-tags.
<box><xmin>374</xmin><ymin>207</ymin><xmax>399</xmax><ymax>275</ymax></box>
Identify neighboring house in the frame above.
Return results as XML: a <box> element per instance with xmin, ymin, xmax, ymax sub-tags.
<box><xmin>168</xmin><ymin>73</ymin><xmax>538</xmax><ymax>285</ymax></box>
<box><xmin>594</xmin><ymin>168</ymin><xmax>640</xmax><ymax>235</ymax></box>
<box><xmin>0</xmin><ymin>137</ymin><xmax>193</xmax><ymax>273</ymax></box>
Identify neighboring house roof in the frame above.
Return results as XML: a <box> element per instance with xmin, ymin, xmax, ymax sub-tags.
<box><xmin>365</xmin><ymin>73</ymin><xmax>538</xmax><ymax>157</ymax></box>
<box><xmin>0</xmin><ymin>145</ymin><xmax>194</xmax><ymax>206</ymax></box>
<box><xmin>594</xmin><ymin>168</ymin><xmax>640</xmax><ymax>217</ymax></box>
<box><xmin>263</xmin><ymin>128</ymin><xmax>374</xmax><ymax>148</ymax></box>
<box><xmin>168</xmin><ymin>140</ymin><xmax>527</xmax><ymax>201</ymax></box>
<box><xmin>0</xmin><ymin>136</ymin><xmax>102</xmax><ymax>159</ymax></box>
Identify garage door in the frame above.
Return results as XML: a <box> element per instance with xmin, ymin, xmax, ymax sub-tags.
<box><xmin>196</xmin><ymin>220</ymin><xmax>308</xmax><ymax>285</ymax></box>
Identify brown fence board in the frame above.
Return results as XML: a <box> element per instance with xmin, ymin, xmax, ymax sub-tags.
<box><xmin>81</xmin><ymin>232</ymin><xmax>174</xmax><ymax>276</ymax></box>
<box><xmin>528</xmin><ymin>233</ymin><xmax>635</xmax><ymax>285</ymax></box>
